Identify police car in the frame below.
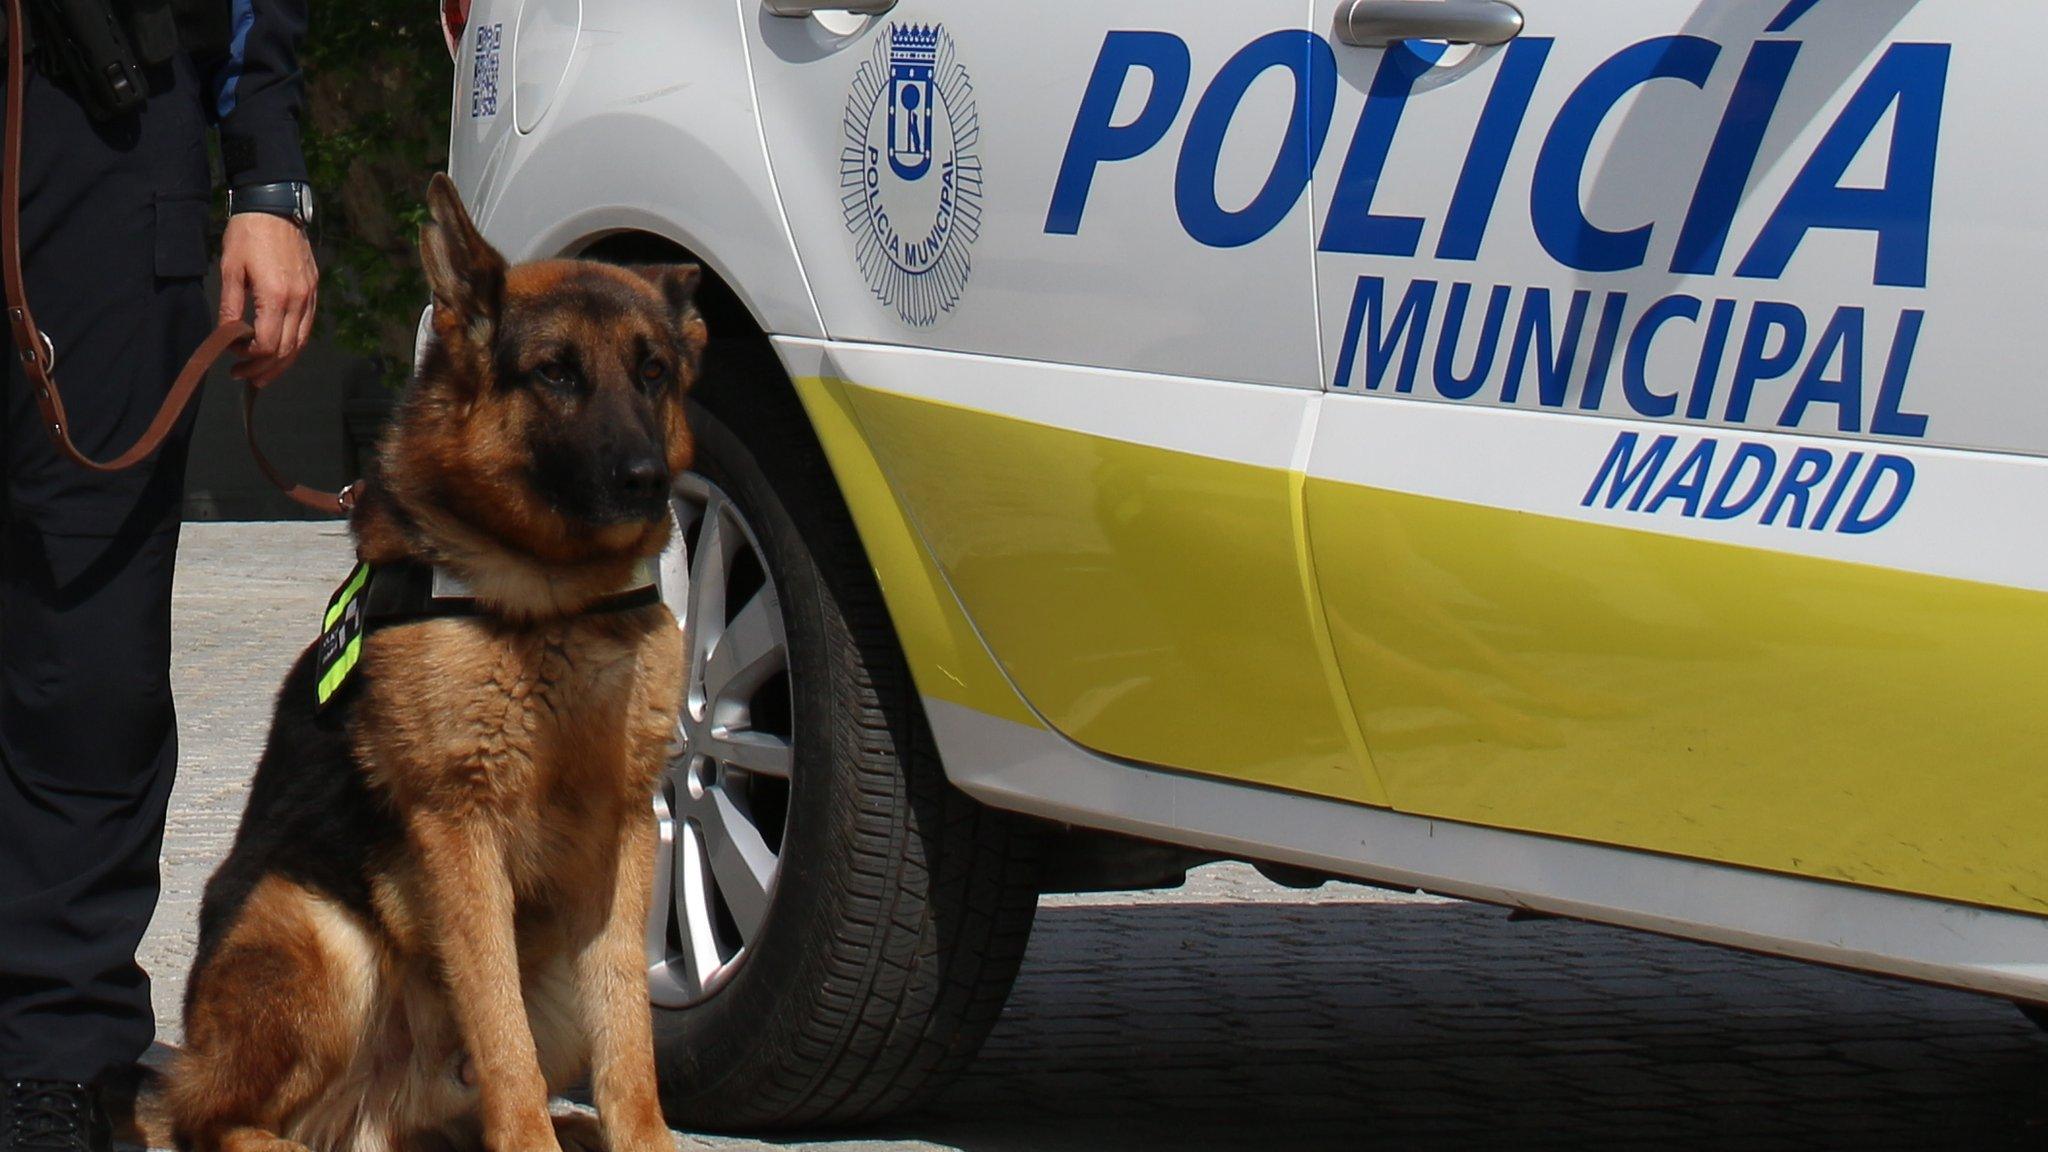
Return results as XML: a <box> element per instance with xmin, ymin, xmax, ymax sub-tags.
<box><xmin>439</xmin><ymin>0</ymin><xmax>2048</xmax><ymax>1129</ymax></box>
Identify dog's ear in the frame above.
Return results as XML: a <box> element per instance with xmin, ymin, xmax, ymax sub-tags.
<box><xmin>420</xmin><ymin>173</ymin><xmax>507</xmax><ymax>347</ymax></box>
<box><xmin>634</xmin><ymin>264</ymin><xmax>708</xmax><ymax>370</ymax></box>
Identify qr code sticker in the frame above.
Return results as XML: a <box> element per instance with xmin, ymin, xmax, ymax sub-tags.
<box><xmin>471</xmin><ymin>22</ymin><xmax>503</xmax><ymax>119</ymax></box>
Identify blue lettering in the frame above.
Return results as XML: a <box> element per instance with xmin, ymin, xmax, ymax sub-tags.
<box><xmin>1671</xmin><ymin>41</ymin><xmax>1801</xmax><ymax>276</ymax></box>
<box><xmin>1779</xmin><ymin>306</ymin><xmax>1865</xmax><ymax>433</ymax></box>
<box><xmin>1623</xmin><ymin>294</ymin><xmax>1701</xmax><ymax>418</ymax></box>
<box><xmin>1046</xmin><ymin>32</ymin><xmax>1191</xmax><ymax>235</ymax></box>
<box><xmin>1436</xmin><ymin>38</ymin><xmax>1553</xmax><ymax>261</ymax></box>
<box><xmin>1760</xmin><ymin>445</ymin><xmax>1832</xmax><ymax>527</ymax></box>
<box><xmin>1580</xmin><ymin>292</ymin><xmax>1629</xmax><ymax>410</ymax></box>
<box><xmin>1838</xmin><ymin>454</ymin><xmax>1914</xmax><ymax>533</ymax></box>
<box><xmin>1532</xmin><ymin>36</ymin><xmax>1721</xmax><ymax>272</ymax></box>
<box><xmin>1647</xmin><ymin>437</ymin><xmax>1717</xmax><ymax>517</ymax></box>
<box><xmin>1583</xmin><ymin>431</ymin><xmax>1677</xmax><ymax>511</ymax></box>
<box><xmin>1176</xmin><ymin>31</ymin><xmax>1336</xmax><ymax>248</ymax></box>
<box><xmin>1502</xmin><ymin>287</ymin><xmax>1590</xmax><ymax>407</ymax></box>
<box><xmin>1810</xmin><ymin>450</ymin><xmax>1864</xmax><ymax>531</ymax></box>
<box><xmin>1767</xmin><ymin>0</ymin><xmax>1826</xmax><ymax>32</ymax></box>
<box><xmin>1738</xmin><ymin>43</ymin><xmax>1950</xmax><ymax>288</ymax></box>
<box><xmin>1331</xmin><ymin>275</ymin><xmax>1437</xmax><ymax>392</ymax></box>
<box><xmin>1726</xmin><ymin>300</ymin><xmax>1805</xmax><ymax>423</ymax></box>
<box><xmin>1319</xmin><ymin>42</ymin><xmax>1442</xmax><ymax>256</ymax></box>
<box><xmin>1590</xmin><ymin>433</ymin><xmax>1911</xmax><ymax>534</ymax></box>
<box><xmin>1434</xmin><ymin>282</ymin><xmax>1513</xmax><ymax>400</ymax></box>
<box><xmin>1704</xmin><ymin>441</ymin><xmax>1777</xmax><ymax>520</ymax></box>
<box><xmin>1684</xmin><ymin>298</ymin><xmax>1738</xmax><ymax>420</ymax></box>
<box><xmin>1871</xmin><ymin>309</ymin><xmax>1929</xmax><ymax>438</ymax></box>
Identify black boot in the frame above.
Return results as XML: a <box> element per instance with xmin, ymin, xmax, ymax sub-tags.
<box><xmin>0</xmin><ymin>1082</ymin><xmax>113</xmax><ymax>1152</ymax></box>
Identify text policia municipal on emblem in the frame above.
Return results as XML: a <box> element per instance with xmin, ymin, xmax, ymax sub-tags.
<box><xmin>1043</xmin><ymin>23</ymin><xmax>1952</xmax><ymax>537</ymax></box>
<box><xmin>842</xmin><ymin>24</ymin><xmax>983</xmax><ymax>327</ymax></box>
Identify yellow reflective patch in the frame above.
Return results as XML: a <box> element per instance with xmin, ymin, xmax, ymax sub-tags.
<box><xmin>315</xmin><ymin>562</ymin><xmax>371</xmax><ymax>708</ymax></box>
<box><xmin>324</xmin><ymin>563</ymin><xmax>369</xmax><ymax>629</ymax></box>
<box><xmin>315</xmin><ymin>634</ymin><xmax>363</xmax><ymax>706</ymax></box>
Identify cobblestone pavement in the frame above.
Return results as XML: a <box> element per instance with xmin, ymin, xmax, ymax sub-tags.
<box><xmin>147</xmin><ymin>523</ymin><xmax>2048</xmax><ymax>1152</ymax></box>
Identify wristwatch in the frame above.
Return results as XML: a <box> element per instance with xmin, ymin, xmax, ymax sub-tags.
<box><xmin>227</xmin><ymin>181</ymin><xmax>317</xmax><ymax>230</ymax></box>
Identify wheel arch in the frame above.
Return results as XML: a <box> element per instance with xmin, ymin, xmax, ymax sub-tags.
<box><xmin>582</xmin><ymin>230</ymin><xmax>1046</xmax><ymax>751</ymax></box>
<box><xmin>625</xmin><ymin>250</ymin><xmax>1043</xmax><ymax>1126</ymax></box>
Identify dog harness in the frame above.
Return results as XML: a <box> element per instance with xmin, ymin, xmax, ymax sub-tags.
<box><xmin>314</xmin><ymin>558</ymin><xmax>663</xmax><ymax>708</ymax></box>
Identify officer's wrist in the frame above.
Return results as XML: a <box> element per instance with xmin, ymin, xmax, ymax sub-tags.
<box><xmin>227</xmin><ymin>182</ymin><xmax>316</xmax><ymax>231</ymax></box>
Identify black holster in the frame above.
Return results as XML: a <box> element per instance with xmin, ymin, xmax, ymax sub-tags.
<box><xmin>21</xmin><ymin>0</ymin><xmax>194</xmax><ymax>121</ymax></box>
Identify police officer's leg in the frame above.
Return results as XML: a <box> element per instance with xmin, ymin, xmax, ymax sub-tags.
<box><xmin>0</xmin><ymin>526</ymin><xmax>184</xmax><ymax>1083</ymax></box>
<box><xmin>0</xmin><ymin>53</ymin><xmax>210</xmax><ymax>1085</ymax></box>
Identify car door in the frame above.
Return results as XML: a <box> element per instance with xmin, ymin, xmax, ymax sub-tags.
<box><xmin>1302</xmin><ymin>0</ymin><xmax>2048</xmax><ymax>913</ymax></box>
<box><xmin>743</xmin><ymin>4</ymin><xmax>1381</xmax><ymax>801</ymax></box>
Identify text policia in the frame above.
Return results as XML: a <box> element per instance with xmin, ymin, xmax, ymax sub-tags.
<box><xmin>1046</xmin><ymin>26</ymin><xmax>1946</xmax><ymax>535</ymax></box>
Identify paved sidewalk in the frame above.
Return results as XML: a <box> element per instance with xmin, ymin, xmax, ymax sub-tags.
<box><xmin>147</xmin><ymin>523</ymin><xmax>2048</xmax><ymax>1151</ymax></box>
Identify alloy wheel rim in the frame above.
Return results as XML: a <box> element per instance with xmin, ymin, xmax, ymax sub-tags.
<box><xmin>647</xmin><ymin>472</ymin><xmax>794</xmax><ymax>1008</ymax></box>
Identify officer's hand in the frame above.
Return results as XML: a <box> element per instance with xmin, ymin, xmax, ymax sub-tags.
<box><xmin>219</xmin><ymin>213</ymin><xmax>319</xmax><ymax>387</ymax></box>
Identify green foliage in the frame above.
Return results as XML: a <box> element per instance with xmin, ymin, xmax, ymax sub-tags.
<box><xmin>300</xmin><ymin>0</ymin><xmax>451</xmax><ymax>387</ymax></box>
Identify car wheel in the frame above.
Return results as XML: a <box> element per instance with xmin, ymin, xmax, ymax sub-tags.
<box><xmin>646</xmin><ymin>393</ymin><xmax>1039</xmax><ymax>1130</ymax></box>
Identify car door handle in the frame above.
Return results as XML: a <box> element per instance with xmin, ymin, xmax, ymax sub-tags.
<box><xmin>763</xmin><ymin>0</ymin><xmax>896</xmax><ymax>16</ymax></box>
<box><xmin>1333</xmin><ymin>0</ymin><xmax>1524</xmax><ymax>47</ymax></box>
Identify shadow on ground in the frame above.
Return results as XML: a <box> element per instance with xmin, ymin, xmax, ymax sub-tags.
<box><xmin>799</xmin><ymin>900</ymin><xmax>2048</xmax><ymax>1152</ymax></box>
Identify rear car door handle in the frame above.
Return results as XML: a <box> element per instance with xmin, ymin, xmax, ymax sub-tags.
<box><xmin>763</xmin><ymin>0</ymin><xmax>896</xmax><ymax>16</ymax></box>
<box><xmin>1334</xmin><ymin>0</ymin><xmax>1525</xmax><ymax>47</ymax></box>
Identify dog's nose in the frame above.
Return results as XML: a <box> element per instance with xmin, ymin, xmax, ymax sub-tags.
<box><xmin>618</xmin><ymin>456</ymin><xmax>668</xmax><ymax>504</ymax></box>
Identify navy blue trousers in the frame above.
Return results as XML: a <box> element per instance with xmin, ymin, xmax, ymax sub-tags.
<box><xmin>0</xmin><ymin>53</ymin><xmax>211</xmax><ymax>1083</ymax></box>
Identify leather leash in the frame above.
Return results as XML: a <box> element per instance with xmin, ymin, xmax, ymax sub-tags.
<box><xmin>2</xmin><ymin>0</ymin><xmax>353</xmax><ymax>515</ymax></box>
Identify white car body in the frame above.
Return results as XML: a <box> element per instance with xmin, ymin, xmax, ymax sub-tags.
<box><xmin>446</xmin><ymin>0</ymin><xmax>2048</xmax><ymax>1005</ymax></box>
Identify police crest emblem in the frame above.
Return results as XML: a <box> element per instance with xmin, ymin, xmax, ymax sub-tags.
<box><xmin>841</xmin><ymin>23</ymin><xmax>982</xmax><ymax>326</ymax></box>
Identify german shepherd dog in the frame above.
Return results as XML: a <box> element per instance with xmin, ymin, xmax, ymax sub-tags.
<box><xmin>163</xmin><ymin>175</ymin><xmax>703</xmax><ymax>1152</ymax></box>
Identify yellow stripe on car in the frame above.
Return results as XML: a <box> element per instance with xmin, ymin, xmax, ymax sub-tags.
<box><xmin>827</xmin><ymin>377</ymin><xmax>1382</xmax><ymax>806</ymax></box>
<box><xmin>1309</xmin><ymin>480</ymin><xmax>2048</xmax><ymax>915</ymax></box>
<box><xmin>806</xmin><ymin>369</ymin><xmax>2048</xmax><ymax>916</ymax></box>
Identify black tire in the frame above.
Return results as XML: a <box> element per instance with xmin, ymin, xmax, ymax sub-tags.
<box><xmin>649</xmin><ymin>370</ymin><xmax>1040</xmax><ymax>1131</ymax></box>
<box><xmin>2017</xmin><ymin>1002</ymin><xmax>2048</xmax><ymax>1032</ymax></box>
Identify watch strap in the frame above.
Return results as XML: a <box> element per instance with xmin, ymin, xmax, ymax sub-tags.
<box><xmin>229</xmin><ymin>181</ymin><xmax>310</xmax><ymax>226</ymax></box>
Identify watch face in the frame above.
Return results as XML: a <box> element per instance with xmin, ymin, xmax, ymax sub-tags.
<box><xmin>296</xmin><ymin>184</ymin><xmax>315</xmax><ymax>227</ymax></box>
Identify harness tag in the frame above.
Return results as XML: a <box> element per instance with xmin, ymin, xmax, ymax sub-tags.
<box><xmin>315</xmin><ymin>562</ymin><xmax>371</xmax><ymax>708</ymax></box>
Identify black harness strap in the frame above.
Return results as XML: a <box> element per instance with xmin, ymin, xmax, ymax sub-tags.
<box><xmin>315</xmin><ymin>559</ymin><xmax>664</xmax><ymax>710</ymax></box>
<box><xmin>361</xmin><ymin>560</ymin><xmax>664</xmax><ymax>628</ymax></box>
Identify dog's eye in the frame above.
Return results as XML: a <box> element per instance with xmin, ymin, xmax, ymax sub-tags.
<box><xmin>638</xmin><ymin>358</ymin><xmax>669</xmax><ymax>392</ymax></box>
<box><xmin>532</xmin><ymin>363</ymin><xmax>582</xmax><ymax>394</ymax></box>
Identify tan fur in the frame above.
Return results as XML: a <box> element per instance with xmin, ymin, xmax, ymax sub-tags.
<box><xmin>167</xmin><ymin>175</ymin><xmax>698</xmax><ymax>1152</ymax></box>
